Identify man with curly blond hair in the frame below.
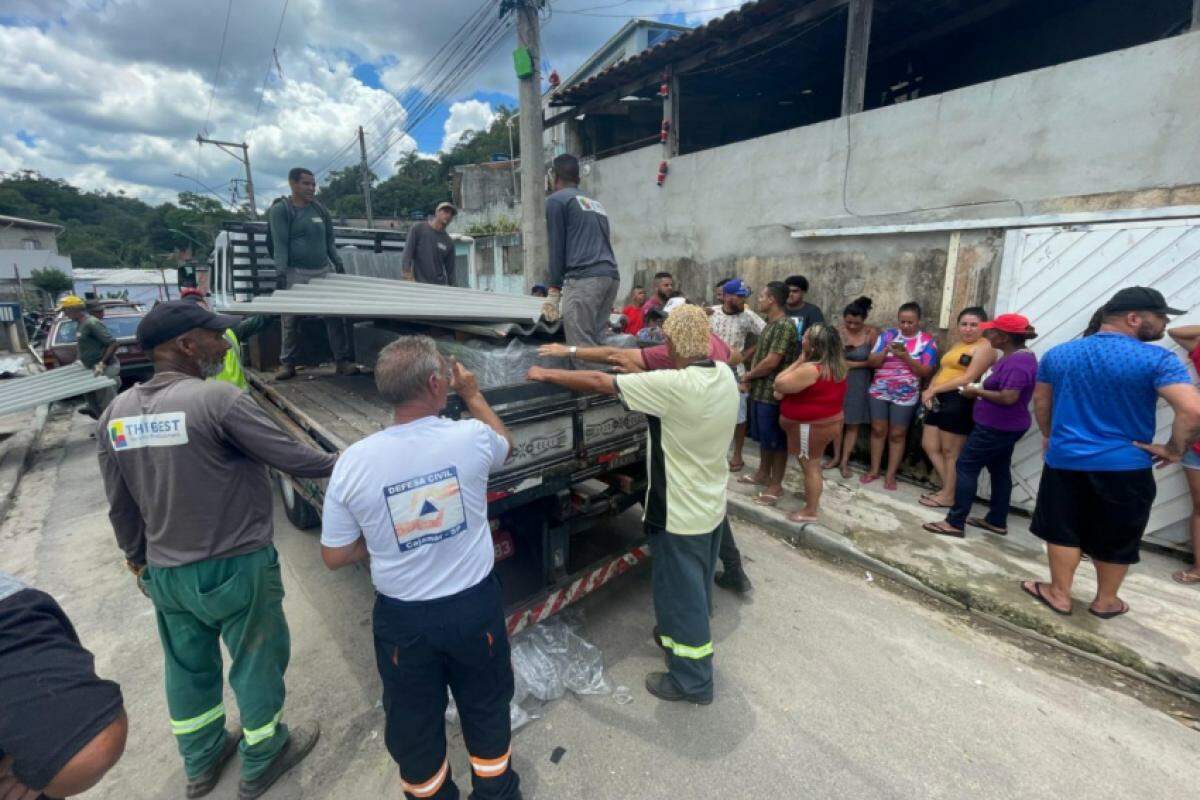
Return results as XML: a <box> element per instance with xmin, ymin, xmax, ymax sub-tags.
<box><xmin>528</xmin><ymin>303</ymin><xmax>739</xmax><ymax>704</ymax></box>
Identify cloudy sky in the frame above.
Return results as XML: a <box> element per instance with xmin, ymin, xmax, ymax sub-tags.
<box><xmin>0</xmin><ymin>0</ymin><xmax>729</xmax><ymax>207</ymax></box>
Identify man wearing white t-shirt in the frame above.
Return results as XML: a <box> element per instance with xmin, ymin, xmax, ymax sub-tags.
<box><xmin>319</xmin><ymin>337</ymin><xmax>520</xmax><ymax>800</ymax></box>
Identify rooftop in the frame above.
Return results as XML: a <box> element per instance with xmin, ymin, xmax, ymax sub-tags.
<box><xmin>0</xmin><ymin>214</ymin><xmax>65</xmax><ymax>233</ymax></box>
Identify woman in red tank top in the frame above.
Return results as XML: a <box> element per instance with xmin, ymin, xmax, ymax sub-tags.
<box><xmin>774</xmin><ymin>325</ymin><xmax>848</xmax><ymax>523</ymax></box>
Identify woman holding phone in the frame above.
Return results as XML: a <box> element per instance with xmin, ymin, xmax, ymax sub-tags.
<box><xmin>919</xmin><ymin>307</ymin><xmax>995</xmax><ymax>508</ymax></box>
<box><xmin>863</xmin><ymin>302</ymin><xmax>937</xmax><ymax>490</ymax></box>
<box><xmin>829</xmin><ymin>297</ymin><xmax>877</xmax><ymax>478</ymax></box>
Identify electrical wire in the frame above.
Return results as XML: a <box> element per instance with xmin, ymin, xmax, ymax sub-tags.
<box><xmin>552</xmin><ymin>1</ymin><xmax>746</xmax><ymax>18</ymax></box>
<box><xmin>202</xmin><ymin>0</ymin><xmax>235</xmax><ymax>137</ymax></box>
<box><xmin>249</xmin><ymin>0</ymin><xmax>291</xmax><ymax>135</ymax></box>
<box><xmin>316</xmin><ymin>0</ymin><xmax>500</xmax><ymax>180</ymax></box>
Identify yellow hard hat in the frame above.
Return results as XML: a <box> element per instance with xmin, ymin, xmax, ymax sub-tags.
<box><xmin>57</xmin><ymin>295</ymin><xmax>86</xmax><ymax>310</ymax></box>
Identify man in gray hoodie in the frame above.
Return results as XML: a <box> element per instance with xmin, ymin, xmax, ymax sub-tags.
<box><xmin>544</xmin><ymin>154</ymin><xmax>620</xmax><ymax>349</ymax></box>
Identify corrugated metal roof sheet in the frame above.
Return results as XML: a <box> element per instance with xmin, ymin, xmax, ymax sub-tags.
<box><xmin>0</xmin><ymin>363</ymin><xmax>117</xmax><ymax>416</ymax></box>
<box><xmin>74</xmin><ymin>268</ymin><xmax>179</xmax><ymax>285</ymax></box>
<box><xmin>550</xmin><ymin>0</ymin><xmax>789</xmax><ymax>106</ymax></box>
<box><xmin>213</xmin><ymin>274</ymin><xmax>554</xmax><ymax>324</ymax></box>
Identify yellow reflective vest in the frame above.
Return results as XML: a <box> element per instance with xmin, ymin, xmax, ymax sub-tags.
<box><xmin>214</xmin><ymin>329</ymin><xmax>247</xmax><ymax>390</ymax></box>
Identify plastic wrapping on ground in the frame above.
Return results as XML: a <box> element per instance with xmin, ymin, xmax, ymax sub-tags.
<box><xmin>444</xmin><ymin>612</ymin><xmax>616</xmax><ymax>731</ymax></box>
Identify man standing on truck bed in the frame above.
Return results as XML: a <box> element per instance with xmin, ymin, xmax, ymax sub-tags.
<box><xmin>528</xmin><ymin>304</ymin><xmax>740</xmax><ymax>705</ymax></box>
<box><xmin>320</xmin><ymin>337</ymin><xmax>521</xmax><ymax>800</ymax></box>
<box><xmin>545</xmin><ymin>153</ymin><xmax>620</xmax><ymax>351</ymax></box>
<box><xmin>403</xmin><ymin>202</ymin><xmax>458</xmax><ymax>285</ymax></box>
<box><xmin>60</xmin><ymin>294</ymin><xmax>119</xmax><ymax>419</ymax></box>
<box><xmin>98</xmin><ymin>300</ymin><xmax>339</xmax><ymax>800</ymax></box>
<box><xmin>268</xmin><ymin>166</ymin><xmax>359</xmax><ymax>381</ymax></box>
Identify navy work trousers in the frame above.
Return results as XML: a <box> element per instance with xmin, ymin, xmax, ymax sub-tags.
<box><xmin>946</xmin><ymin>423</ymin><xmax>1026</xmax><ymax>531</ymax></box>
<box><xmin>373</xmin><ymin>573</ymin><xmax>519</xmax><ymax>800</ymax></box>
<box><xmin>649</xmin><ymin>520</ymin><xmax>723</xmax><ymax>700</ymax></box>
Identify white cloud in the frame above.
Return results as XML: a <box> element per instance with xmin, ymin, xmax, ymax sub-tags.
<box><xmin>0</xmin><ymin>0</ymin><xmax>719</xmax><ymax>205</ymax></box>
<box><xmin>440</xmin><ymin>100</ymin><xmax>495</xmax><ymax>153</ymax></box>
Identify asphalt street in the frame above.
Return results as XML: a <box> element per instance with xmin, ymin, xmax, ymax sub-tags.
<box><xmin>3</xmin><ymin>409</ymin><xmax>1197</xmax><ymax>799</ymax></box>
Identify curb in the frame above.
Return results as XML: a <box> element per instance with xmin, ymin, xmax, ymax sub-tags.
<box><xmin>727</xmin><ymin>493</ymin><xmax>1200</xmax><ymax>706</ymax></box>
<box><xmin>0</xmin><ymin>403</ymin><xmax>50</xmax><ymax>522</ymax></box>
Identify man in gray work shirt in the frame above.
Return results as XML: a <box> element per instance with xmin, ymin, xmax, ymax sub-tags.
<box><xmin>98</xmin><ymin>300</ymin><xmax>337</xmax><ymax>799</ymax></box>
<box><xmin>268</xmin><ymin>166</ymin><xmax>358</xmax><ymax>380</ymax></box>
<box><xmin>545</xmin><ymin>153</ymin><xmax>620</xmax><ymax>349</ymax></box>
<box><xmin>402</xmin><ymin>201</ymin><xmax>457</xmax><ymax>285</ymax></box>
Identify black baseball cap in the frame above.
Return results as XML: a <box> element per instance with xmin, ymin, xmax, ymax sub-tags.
<box><xmin>1101</xmin><ymin>286</ymin><xmax>1184</xmax><ymax>316</ymax></box>
<box><xmin>136</xmin><ymin>300</ymin><xmax>239</xmax><ymax>350</ymax></box>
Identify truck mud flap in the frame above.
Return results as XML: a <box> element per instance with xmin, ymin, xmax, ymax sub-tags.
<box><xmin>505</xmin><ymin>543</ymin><xmax>651</xmax><ymax>638</ymax></box>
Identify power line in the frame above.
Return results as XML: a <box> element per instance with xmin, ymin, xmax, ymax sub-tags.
<box><xmin>317</xmin><ymin>0</ymin><xmax>502</xmax><ymax>181</ymax></box>
<box><xmin>202</xmin><ymin>0</ymin><xmax>235</xmax><ymax>136</ymax></box>
<box><xmin>249</xmin><ymin>0</ymin><xmax>291</xmax><ymax>135</ymax></box>
<box><xmin>553</xmin><ymin>1</ymin><xmax>745</xmax><ymax>18</ymax></box>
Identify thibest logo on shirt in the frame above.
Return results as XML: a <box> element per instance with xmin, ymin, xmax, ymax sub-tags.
<box><xmin>108</xmin><ymin>413</ymin><xmax>189</xmax><ymax>450</ymax></box>
<box><xmin>384</xmin><ymin>467</ymin><xmax>468</xmax><ymax>552</ymax></box>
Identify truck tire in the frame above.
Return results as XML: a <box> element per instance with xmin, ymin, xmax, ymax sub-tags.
<box><xmin>275</xmin><ymin>471</ymin><xmax>320</xmax><ymax>530</ymax></box>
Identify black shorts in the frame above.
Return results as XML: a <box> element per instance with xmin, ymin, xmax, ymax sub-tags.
<box><xmin>1030</xmin><ymin>465</ymin><xmax>1156</xmax><ymax>564</ymax></box>
<box><xmin>0</xmin><ymin>586</ymin><xmax>124</xmax><ymax>791</ymax></box>
<box><xmin>924</xmin><ymin>391</ymin><xmax>975</xmax><ymax>436</ymax></box>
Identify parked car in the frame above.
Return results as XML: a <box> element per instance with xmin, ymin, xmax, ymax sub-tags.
<box><xmin>43</xmin><ymin>301</ymin><xmax>152</xmax><ymax>386</ymax></box>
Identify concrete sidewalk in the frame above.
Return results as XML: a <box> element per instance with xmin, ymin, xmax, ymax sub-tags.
<box><xmin>727</xmin><ymin>447</ymin><xmax>1200</xmax><ymax>697</ymax></box>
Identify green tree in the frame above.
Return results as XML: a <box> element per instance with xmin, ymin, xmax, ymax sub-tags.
<box><xmin>29</xmin><ymin>267</ymin><xmax>73</xmax><ymax>296</ymax></box>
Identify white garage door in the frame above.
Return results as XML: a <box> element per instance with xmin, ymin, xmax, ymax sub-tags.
<box><xmin>994</xmin><ymin>218</ymin><xmax>1200</xmax><ymax>553</ymax></box>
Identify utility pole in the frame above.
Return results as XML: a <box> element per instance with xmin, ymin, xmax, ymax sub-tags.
<box><xmin>357</xmin><ymin>126</ymin><xmax>375</xmax><ymax>228</ymax></box>
<box><xmin>195</xmin><ymin>135</ymin><xmax>258</xmax><ymax>217</ymax></box>
<box><xmin>513</xmin><ymin>0</ymin><xmax>548</xmax><ymax>290</ymax></box>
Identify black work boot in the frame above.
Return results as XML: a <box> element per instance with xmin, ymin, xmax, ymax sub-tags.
<box><xmin>714</xmin><ymin>566</ymin><xmax>752</xmax><ymax>594</ymax></box>
<box><xmin>273</xmin><ymin>364</ymin><xmax>296</xmax><ymax>381</ymax></box>
<box><xmin>186</xmin><ymin>729</ymin><xmax>242</xmax><ymax>798</ymax></box>
<box><xmin>644</xmin><ymin>672</ymin><xmax>712</xmax><ymax>705</ymax></box>
<box><xmin>237</xmin><ymin>721</ymin><xmax>320</xmax><ymax>800</ymax></box>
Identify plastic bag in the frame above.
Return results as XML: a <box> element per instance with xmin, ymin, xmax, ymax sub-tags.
<box><xmin>445</xmin><ymin>613</ymin><xmax>614</xmax><ymax>731</ymax></box>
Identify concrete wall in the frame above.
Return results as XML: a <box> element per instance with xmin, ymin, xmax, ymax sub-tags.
<box><xmin>0</xmin><ymin>250</ymin><xmax>72</xmax><ymax>279</ymax></box>
<box><xmin>0</xmin><ymin>227</ymin><xmax>58</xmax><ymax>252</ymax></box>
<box><xmin>453</xmin><ymin>162</ymin><xmax>521</xmax><ymax>232</ymax></box>
<box><xmin>582</xmin><ymin>31</ymin><xmax>1200</xmax><ymax>333</ymax></box>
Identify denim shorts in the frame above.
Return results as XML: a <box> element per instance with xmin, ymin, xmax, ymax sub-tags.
<box><xmin>1184</xmin><ymin>448</ymin><xmax>1200</xmax><ymax>471</ymax></box>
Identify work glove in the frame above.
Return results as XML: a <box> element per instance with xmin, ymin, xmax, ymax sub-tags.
<box><xmin>541</xmin><ymin>288</ymin><xmax>562</xmax><ymax>324</ymax></box>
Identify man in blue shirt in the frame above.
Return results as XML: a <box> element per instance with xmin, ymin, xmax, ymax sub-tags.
<box><xmin>1024</xmin><ymin>287</ymin><xmax>1200</xmax><ymax>619</ymax></box>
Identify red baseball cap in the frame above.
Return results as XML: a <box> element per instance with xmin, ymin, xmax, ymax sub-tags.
<box><xmin>979</xmin><ymin>313</ymin><xmax>1037</xmax><ymax>337</ymax></box>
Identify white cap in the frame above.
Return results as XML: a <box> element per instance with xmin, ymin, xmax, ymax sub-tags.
<box><xmin>663</xmin><ymin>297</ymin><xmax>687</xmax><ymax>316</ymax></box>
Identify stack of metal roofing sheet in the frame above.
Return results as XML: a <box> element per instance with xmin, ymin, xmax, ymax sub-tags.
<box><xmin>213</xmin><ymin>274</ymin><xmax>553</xmax><ymax>324</ymax></box>
<box><xmin>0</xmin><ymin>363</ymin><xmax>117</xmax><ymax>416</ymax></box>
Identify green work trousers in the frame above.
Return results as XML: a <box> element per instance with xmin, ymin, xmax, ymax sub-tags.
<box><xmin>144</xmin><ymin>545</ymin><xmax>291</xmax><ymax>780</ymax></box>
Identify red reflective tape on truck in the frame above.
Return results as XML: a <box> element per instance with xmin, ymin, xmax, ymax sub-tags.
<box><xmin>505</xmin><ymin>544</ymin><xmax>651</xmax><ymax>637</ymax></box>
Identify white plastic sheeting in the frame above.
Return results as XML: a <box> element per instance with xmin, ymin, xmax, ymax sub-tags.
<box><xmin>445</xmin><ymin>612</ymin><xmax>625</xmax><ymax>732</ymax></box>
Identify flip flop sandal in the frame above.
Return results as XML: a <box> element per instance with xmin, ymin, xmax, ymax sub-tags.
<box><xmin>918</xmin><ymin>496</ymin><xmax>952</xmax><ymax>509</ymax></box>
<box><xmin>922</xmin><ymin>521</ymin><xmax>964</xmax><ymax>538</ymax></box>
<box><xmin>884</xmin><ymin>479</ymin><xmax>898</xmax><ymax>491</ymax></box>
<box><xmin>966</xmin><ymin>517</ymin><xmax>1007</xmax><ymax>536</ymax></box>
<box><xmin>1088</xmin><ymin>601</ymin><xmax>1130</xmax><ymax>620</ymax></box>
<box><xmin>1021</xmin><ymin>581</ymin><xmax>1072</xmax><ymax>616</ymax></box>
<box><xmin>859</xmin><ymin>473</ymin><xmax>880</xmax><ymax>485</ymax></box>
<box><xmin>788</xmin><ymin>512</ymin><xmax>820</xmax><ymax>523</ymax></box>
<box><xmin>728</xmin><ymin>461</ymin><xmax>745</xmax><ymax>473</ymax></box>
<box><xmin>752</xmin><ymin>493</ymin><xmax>782</xmax><ymax>507</ymax></box>
<box><xmin>736</xmin><ymin>474</ymin><xmax>766</xmax><ymax>485</ymax></box>
<box><xmin>1172</xmin><ymin>569</ymin><xmax>1200</xmax><ymax>585</ymax></box>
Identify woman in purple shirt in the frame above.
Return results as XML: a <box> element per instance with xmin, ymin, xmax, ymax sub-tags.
<box><xmin>924</xmin><ymin>314</ymin><xmax>1038</xmax><ymax>538</ymax></box>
